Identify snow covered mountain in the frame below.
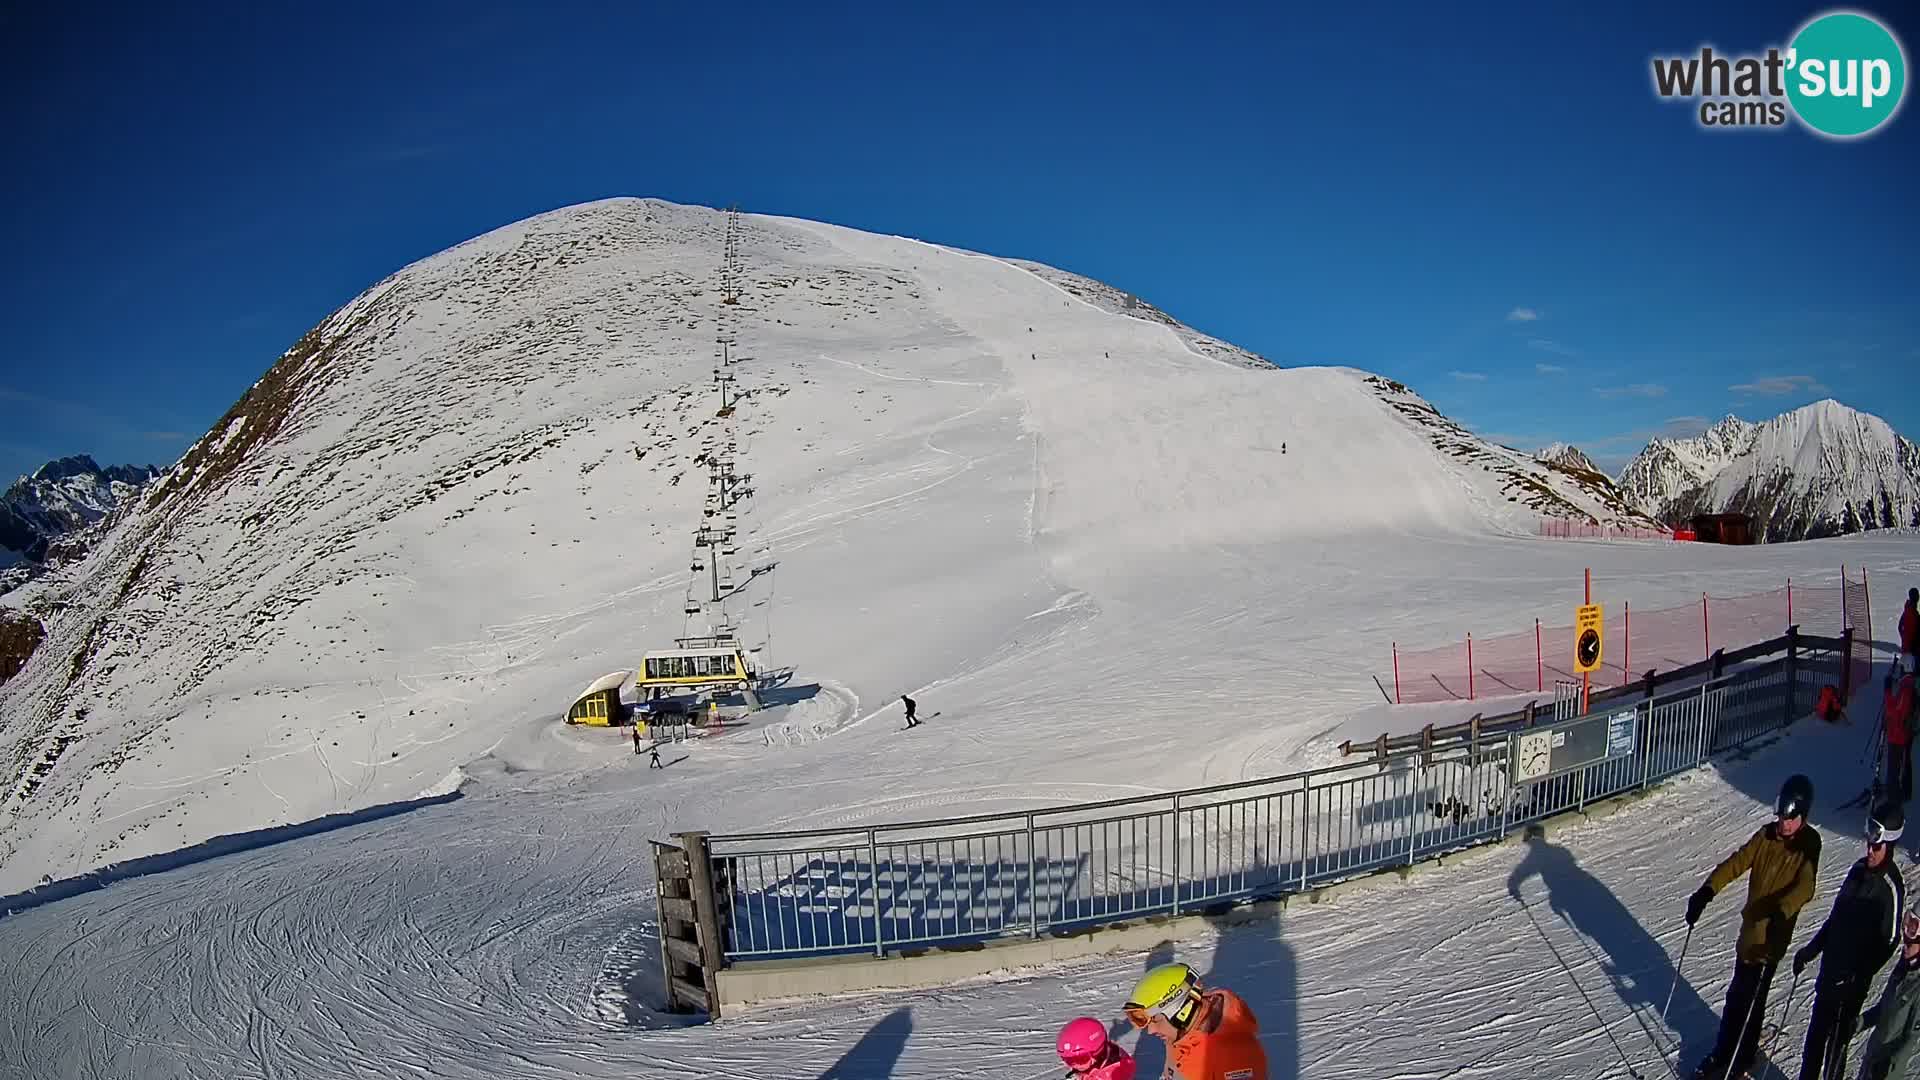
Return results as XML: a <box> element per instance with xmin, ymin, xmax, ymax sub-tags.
<box><xmin>1534</xmin><ymin>442</ymin><xmax>1601</xmax><ymax>476</ymax></box>
<box><xmin>1</xmin><ymin>455</ymin><xmax>162</xmax><ymax>595</ymax></box>
<box><xmin>1617</xmin><ymin>403</ymin><xmax>1920</xmax><ymax>541</ymax></box>
<box><xmin>1615</xmin><ymin>416</ymin><xmax>1755</xmax><ymax>519</ymax></box>
<box><xmin>2</xmin><ymin>197</ymin><xmax>1919</xmax><ymax>1080</ymax></box>
<box><xmin>1366</xmin><ymin>379</ymin><xmax>1660</xmax><ymax>527</ymax></box>
<box><xmin>1</xmin><ymin>455</ymin><xmax>161</xmax><ymax>564</ymax></box>
<box><xmin>0</xmin><ymin>198</ymin><xmax>1780</xmax><ymax>886</ymax></box>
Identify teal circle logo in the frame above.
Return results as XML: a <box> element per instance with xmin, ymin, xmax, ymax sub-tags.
<box><xmin>1786</xmin><ymin>11</ymin><xmax>1907</xmax><ymax>137</ymax></box>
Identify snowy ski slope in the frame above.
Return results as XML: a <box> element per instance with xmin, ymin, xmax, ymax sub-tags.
<box><xmin>1</xmin><ymin>199</ymin><xmax>1917</xmax><ymax>1078</ymax></box>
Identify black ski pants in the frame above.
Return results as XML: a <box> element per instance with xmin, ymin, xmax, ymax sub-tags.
<box><xmin>1799</xmin><ymin>975</ymin><xmax>1870</xmax><ymax>1080</ymax></box>
<box><xmin>1888</xmin><ymin>739</ymin><xmax>1912</xmax><ymax>804</ymax></box>
<box><xmin>1708</xmin><ymin>958</ymin><xmax>1779</xmax><ymax>1076</ymax></box>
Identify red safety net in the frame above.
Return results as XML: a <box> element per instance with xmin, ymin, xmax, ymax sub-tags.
<box><xmin>1386</xmin><ymin>577</ymin><xmax>1849</xmax><ymax>704</ymax></box>
<box><xmin>1843</xmin><ymin>565</ymin><xmax>1873</xmax><ymax>693</ymax></box>
<box><xmin>1538</xmin><ymin>518</ymin><xmax>1678</xmax><ymax>542</ymax></box>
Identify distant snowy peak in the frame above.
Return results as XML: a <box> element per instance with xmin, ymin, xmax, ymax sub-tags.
<box><xmin>1534</xmin><ymin>443</ymin><xmax>1603</xmax><ymax>476</ymax></box>
<box><xmin>1</xmin><ymin>455</ymin><xmax>162</xmax><ymax>570</ymax></box>
<box><xmin>1615</xmin><ymin>416</ymin><xmax>1754</xmax><ymax>517</ymax></box>
<box><xmin>1617</xmin><ymin>401</ymin><xmax>1920</xmax><ymax>540</ymax></box>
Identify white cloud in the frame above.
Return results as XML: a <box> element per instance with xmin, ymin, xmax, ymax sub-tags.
<box><xmin>1535</xmin><ymin>363</ymin><xmax>1568</xmax><ymax>375</ymax></box>
<box><xmin>1506</xmin><ymin>307</ymin><xmax>1540</xmax><ymax>322</ymax></box>
<box><xmin>1528</xmin><ymin>338</ymin><xmax>1577</xmax><ymax>357</ymax></box>
<box><xmin>1728</xmin><ymin>374</ymin><xmax>1828</xmax><ymax>396</ymax></box>
<box><xmin>1449</xmin><ymin>370</ymin><xmax>1489</xmax><ymax>382</ymax></box>
<box><xmin>1594</xmin><ymin>383</ymin><xmax>1668</xmax><ymax>399</ymax></box>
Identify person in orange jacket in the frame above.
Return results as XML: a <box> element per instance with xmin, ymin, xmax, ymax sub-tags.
<box><xmin>1124</xmin><ymin>962</ymin><xmax>1267</xmax><ymax>1080</ymax></box>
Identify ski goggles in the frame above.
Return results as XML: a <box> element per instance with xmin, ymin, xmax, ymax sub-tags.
<box><xmin>1869</xmin><ymin>817</ymin><xmax>1905</xmax><ymax>846</ymax></box>
<box><xmin>1123</xmin><ymin>986</ymin><xmax>1198</xmax><ymax>1029</ymax></box>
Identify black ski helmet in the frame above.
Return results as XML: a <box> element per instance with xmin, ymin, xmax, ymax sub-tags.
<box><xmin>1778</xmin><ymin>774</ymin><xmax>1814</xmax><ymax>821</ymax></box>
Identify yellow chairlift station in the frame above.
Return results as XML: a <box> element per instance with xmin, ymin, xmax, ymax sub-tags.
<box><xmin>563</xmin><ymin>670</ymin><xmax>632</xmax><ymax>727</ymax></box>
<box><xmin>637</xmin><ymin>637</ymin><xmax>761</xmax><ymax>710</ymax></box>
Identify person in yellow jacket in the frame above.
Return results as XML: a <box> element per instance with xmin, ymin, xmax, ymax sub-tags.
<box><xmin>1683</xmin><ymin>773</ymin><xmax>1823</xmax><ymax>1080</ymax></box>
<box><xmin>1124</xmin><ymin>962</ymin><xmax>1266</xmax><ymax>1080</ymax></box>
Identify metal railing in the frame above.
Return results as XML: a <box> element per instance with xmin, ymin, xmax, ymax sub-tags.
<box><xmin>698</xmin><ymin>638</ymin><xmax>1840</xmax><ymax>964</ymax></box>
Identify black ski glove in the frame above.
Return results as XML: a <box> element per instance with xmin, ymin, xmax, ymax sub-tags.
<box><xmin>1687</xmin><ymin>884</ymin><xmax>1714</xmax><ymax>925</ymax></box>
<box><xmin>1795</xmin><ymin>944</ymin><xmax>1818</xmax><ymax>976</ymax></box>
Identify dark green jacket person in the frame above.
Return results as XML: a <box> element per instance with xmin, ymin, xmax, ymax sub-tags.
<box><xmin>1862</xmin><ymin>937</ymin><xmax>1920</xmax><ymax>1078</ymax></box>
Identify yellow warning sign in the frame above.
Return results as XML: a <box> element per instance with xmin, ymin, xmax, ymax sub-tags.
<box><xmin>1574</xmin><ymin>603</ymin><xmax>1604</xmax><ymax>674</ymax></box>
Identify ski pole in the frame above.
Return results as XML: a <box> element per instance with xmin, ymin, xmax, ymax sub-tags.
<box><xmin>1518</xmin><ymin>896</ymin><xmax>1645</xmax><ymax>1079</ymax></box>
<box><xmin>1662</xmin><ymin>923</ymin><xmax>1694</xmax><ymax>1030</ymax></box>
<box><xmin>1725</xmin><ymin>961</ymin><xmax>1773</xmax><ymax>1078</ymax></box>
<box><xmin>1763</xmin><ymin>966</ymin><xmax>1802</xmax><ymax>1061</ymax></box>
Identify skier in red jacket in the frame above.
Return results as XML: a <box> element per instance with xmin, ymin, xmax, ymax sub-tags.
<box><xmin>1891</xmin><ymin>670</ymin><xmax>1917</xmax><ymax>804</ymax></box>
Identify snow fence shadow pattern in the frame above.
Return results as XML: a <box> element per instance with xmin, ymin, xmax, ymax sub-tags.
<box><xmin>708</xmin><ymin>648</ymin><xmax>1839</xmax><ymax>962</ymax></box>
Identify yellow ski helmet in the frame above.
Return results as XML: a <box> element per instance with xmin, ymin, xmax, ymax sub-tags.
<box><xmin>1124</xmin><ymin>962</ymin><xmax>1199</xmax><ymax>1028</ymax></box>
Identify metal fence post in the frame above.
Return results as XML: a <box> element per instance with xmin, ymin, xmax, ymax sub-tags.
<box><xmin>1407</xmin><ymin>774</ymin><xmax>1420</xmax><ymax>867</ymax></box>
<box><xmin>1170</xmin><ymin>793</ymin><xmax>1183</xmax><ymax>916</ymax></box>
<box><xmin>1501</xmin><ymin>734</ymin><xmax>1515</xmax><ymax>837</ymax></box>
<box><xmin>1696</xmin><ymin>682</ymin><xmax>1712</xmax><ymax>765</ymax></box>
<box><xmin>867</xmin><ymin>828</ymin><xmax>883</xmax><ymax>958</ymax></box>
<box><xmin>1297</xmin><ymin>777</ymin><xmax>1310</xmax><ymax>890</ymax></box>
<box><xmin>1782</xmin><ymin>625</ymin><xmax>1799</xmax><ymax>727</ymax></box>
<box><xmin>1026</xmin><ymin>813</ymin><xmax>1039</xmax><ymax>939</ymax></box>
<box><xmin>1640</xmin><ymin>702</ymin><xmax>1654</xmax><ymax>790</ymax></box>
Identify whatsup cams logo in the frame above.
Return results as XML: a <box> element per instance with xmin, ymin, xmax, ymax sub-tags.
<box><xmin>1651</xmin><ymin>9</ymin><xmax>1907</xmax><ymax>138</ymax></box>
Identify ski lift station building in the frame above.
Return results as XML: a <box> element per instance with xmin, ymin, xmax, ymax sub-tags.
<box><xmin>563</xmin><ymin>670</ymin><xmax>632</xmax><ymax>726</ymax></box>
<box><xmin>637</xmin><ymin>637</ymin><xmax>760</xmax><ymax>709</ymax></box>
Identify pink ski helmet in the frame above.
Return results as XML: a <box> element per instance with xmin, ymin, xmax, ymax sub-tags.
<box><xmin>1057</xmin><ymin>1017</ymin><xmax>1111</xmax><ymax>1071</ymax></box>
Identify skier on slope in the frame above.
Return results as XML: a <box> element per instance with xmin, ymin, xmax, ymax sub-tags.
<box><xmin>1858</xmin><ymin>906</ymin><xmax>1920</xmax><ymax>1079</ymax></box>
<box><xmin>1055</xmin><ymin>1017</ymin><xmax>1136</xmax><ymax>1080</ymax></box>
<box><xmin>1793</xmin><ymin>803</ymin><xmax>1908</xmax><ymax>1080</ymax></box>
<box><xmin>902</xmin><ymin>695</ymin><xmax>918</xmax><ymax>728</ymax></box>
<box><xmin>1685</xmin><ymin>774</ymin><xmax>1823</xmax><ymax>1080</ymax></box>
<box><xmin>1123</xmin><ymin>961</ymin><xmax>1266</xmax><ymax>1080</ymax></box>
<box><xmin>1888</xmin><ymin>670</ymin><xmax>1917</xmax><ymax>804</ymax></box>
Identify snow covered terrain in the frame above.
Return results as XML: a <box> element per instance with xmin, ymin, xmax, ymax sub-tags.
<box><xmin>1</xmin><ymin>198</ymin><xmax>1918</xmax><ymax>1078</ymax></box>
<box><xmin>1618</xmin><ymin>404</ymin><xmax>1920</xmax><ymax>540</ymax></box>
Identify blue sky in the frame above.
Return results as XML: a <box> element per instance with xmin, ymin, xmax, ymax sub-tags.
<box><xmin>1</xmin><ymin>1</ymin><xmax>1913</xmax><ymax>483</ymax></box>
